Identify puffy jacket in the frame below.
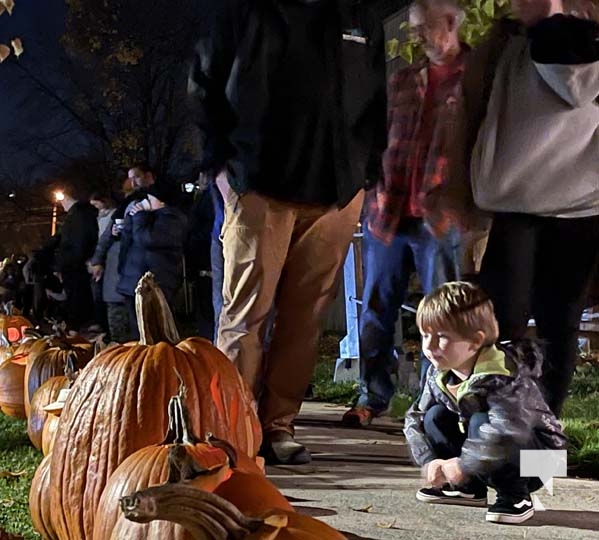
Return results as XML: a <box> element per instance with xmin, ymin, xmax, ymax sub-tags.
<box><xmin>117</xmin><ymin>207</ymin><xmax>187</xmax><ymax>301</ymax></box>
<box><xmin>404</xmin><ymin>340</ymin><xmax>567</xmax><ymax>477</ymax></box>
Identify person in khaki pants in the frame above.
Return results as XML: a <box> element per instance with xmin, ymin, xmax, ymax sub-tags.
<box><xmin>189</xmin><ymin>0</ymin><xmax>387</xmax><ymax>464</ymax></box>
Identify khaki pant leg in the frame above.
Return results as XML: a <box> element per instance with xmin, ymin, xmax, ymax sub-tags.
<box><xmin>217</xmin><ymin>192</ymin><xmax>294</xmax><ymax>398</ymax></box>
<box><xmin>259</xmin><ymin>190</ymin><xmax>364</xmax><ymax>434</ymax></box>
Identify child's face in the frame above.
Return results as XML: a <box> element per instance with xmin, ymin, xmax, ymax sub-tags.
<box><xmin>420</xmin><ymin>327</ymin><xmax>482</xmax><ymax>373</ymax></box>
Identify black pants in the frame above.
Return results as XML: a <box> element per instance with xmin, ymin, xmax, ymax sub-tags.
<box><xmin>62</xmin><ymin>270</ymin><xmax>94</xmax><ymax>331</ymax></box>
<box><xmin>423</xmin><ymin>405</ymin><xmax>535</xmax><ymax>498</ymax></box>
<box><xmin>479</xmin><ymin>213</ymin><xmax>599</xmax><ymax>416</ymax></box>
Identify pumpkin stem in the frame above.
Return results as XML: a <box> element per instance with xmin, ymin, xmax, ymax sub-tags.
<box><xmin>162</xmin><ymin>383</ymin><xmax>198</xmax><ymax>446</ymax></box>
<box><xmin>135</xmin><ymin>272</ymin><xmax>180</xmax><ymax>345</ymax></box>
<box><xmin>120</xmin><ymin>485</ymin><xmax>263</xmax><ymax>539</ymax></box>
<box><xmin>64</xmin><ymin>353</ymin><xmax>78</xmax><ymax>386</ymax></box>
<box><xmin>205</xmin><ymin>433</ymin><xmax>238</xmax><ymax>469</ymax></box>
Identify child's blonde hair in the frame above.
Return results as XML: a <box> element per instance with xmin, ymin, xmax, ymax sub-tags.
<box><xmin>416</xmin><ymin>281</ymin><xmax>499</xmax><ymax>346</ymax></box>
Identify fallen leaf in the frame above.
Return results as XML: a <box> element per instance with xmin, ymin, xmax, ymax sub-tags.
<box><xmin>0</xmin><ymin>470</ymin><xmax>27</xmax><ymax>479</ymax></box>
<box><xmin>352</xmin><ymin>505</ymin><xmax>373</xmax><ymax>513</ymax></box>
<box><xmin>376</xmin><ymin>519</ymin><xmax>400</xmax><ymax>529</ymax></box>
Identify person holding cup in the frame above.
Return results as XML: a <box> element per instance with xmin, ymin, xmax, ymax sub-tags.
<box><xmin>116</xmin><ymin>183</ymin><xmax>187</xmax><ymax>338</ymax></box>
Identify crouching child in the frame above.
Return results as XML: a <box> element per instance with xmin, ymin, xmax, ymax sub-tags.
<box><xmin>404</xmin><ymin>281</ymin><xmax>567</xmax><ymax>524</ymax></box>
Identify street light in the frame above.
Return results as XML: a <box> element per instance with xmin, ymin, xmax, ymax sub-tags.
<box><xmin>51</xmin><ymin>190</ymin><xmax>64</xmax><ymax>236</ymax></box>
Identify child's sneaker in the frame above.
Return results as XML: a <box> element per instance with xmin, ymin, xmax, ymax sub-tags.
<box><xmin>486</xmin><ymin>494</ymin><xmax>534</xmax><ymax>524</ymax></box>
<box><xmin>416</xmin><ymin>483</ymin><xmax>487</xmax><ymax>507</ymax></box>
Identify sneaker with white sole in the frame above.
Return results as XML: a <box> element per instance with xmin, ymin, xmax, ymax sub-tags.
<box><xmin>486</xmin><ymin>494</ymin><xmax>534</xmax><ymax>524</ymax></box>
<box><xmin>416</xmin><ymin>484</ymin><xmax>487</xmax><ymax>507</ymax></box>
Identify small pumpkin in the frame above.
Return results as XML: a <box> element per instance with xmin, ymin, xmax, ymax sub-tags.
<box><xmin>29</xmin><ymin>455</ymin><xmax>58</xmax><ymax>540</ymax></box>
<box><xmin>0</xmin><ymin>325</ymin><xmax>24</xmax><ymax>418</ymax></box>
<box><xmin>93</xmin><ymin>387</ymin><xmax>233</xmax><ymax>540</ymax></box>
<box><xmin>24</xmin><ymin>333</ymin><xmax>93</xmax><ymax>418</ymax></box>
<box><xmin>28</xmin><ymin>358</ymin><xmax>77</xmax><ymax>451</ymax></box>
<box><xmin>49</xmin><ymin>273</ymin><xmax>261</xmax><ymax>540</ymax></box>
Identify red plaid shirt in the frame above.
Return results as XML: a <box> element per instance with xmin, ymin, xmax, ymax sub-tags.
<box><xmin>367</xmin><ymin>49</ymin><xmax>468</xmax><ymax>244</ymax></box>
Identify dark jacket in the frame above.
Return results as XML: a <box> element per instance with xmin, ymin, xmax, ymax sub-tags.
<box><xmin>189</xmin><ymin>0</ymin><xmax>387</xmax><ymax>208</ymax></box>
<box><xmin>47</xmin><ymin>201</ymin><xmax>98</xmax><ymax>273</ymax></box>
<box><xmin>117</xmin><ymin>207</ymin><xmax>187</xmax><ymax>300</ymax></box>
<box><xmin>404</xmin><ymin>340</ymin><xmax>567</xmax><ymax>477</ymax></box>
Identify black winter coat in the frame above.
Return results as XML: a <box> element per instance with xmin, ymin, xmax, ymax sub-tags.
<box><xmin>52</xmin><ymin>202</ymin><xmax>98</xmax><ymax>273</ymax></box>
<box><xmin>117</xmin><ymin>207</ymin><xmax>187</xmax><ymax>301</ymax></box>
<box><xmin>189</xmin><ymin>0</ymin><xmax>388</xmax><ymax>208</ymax></box>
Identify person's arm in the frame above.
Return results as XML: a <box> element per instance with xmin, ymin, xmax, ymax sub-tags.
<box><xmin>188</xmin><ymin>0</ymin><xmax>252</xmax><ymax>175</ymax></box>
<box><xmin>530</xmin><ymin>14</ymin><xmax>599</xmax><ymax>106</ymax></box>
<box><xmin>403</xmin><ymin>377</ymin><xmax>440</xmax><ymax>467</ymax></box>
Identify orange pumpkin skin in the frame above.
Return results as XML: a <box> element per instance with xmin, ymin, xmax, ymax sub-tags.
<box><xmin>250</xmin><ymin>510</ymin><xmax>348</xmax><ymax>540</ymax></box>
<box><xmin>49</xmin><ymin>340</ymin><xmax>261</xmax><ymax>540</ymax></box>
<box><xmin>27</xmin><ymin>376</ymin><xmax>69</xmax><ymax>450</ymax></box>
<box><xmin>29</xmin><ymin>455</ymin><xmax>58</xmax><ymax>540</ymax></box>
<box><xmin>41</xmin><ymin>411</ymin><xmax>61</xmax><ymax>456</ymax></box>
<box><xmin>214</xmin><ymin>471</ymin><xmax>294</xmax><ymax>516</ymax></box>
<box><xmin>0</xmin><ymin>352</ymin><xmax>25</xmax><ymax>418</ymax></box>
<box><xmin>24</xmin><ymin>343</ymin><xmax>92</xmax><ymax>418</ymax></box>
<box><xmin>94</xmin><ymin>443</ymin><xmax>231</xmax><ymax>540</ymax></box>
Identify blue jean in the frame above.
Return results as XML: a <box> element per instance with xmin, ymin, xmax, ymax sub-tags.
<box><xmin>423</xmin><ymin>404</ymin><xmax>536</xmax><ymax>497</ymax></box>
<box><xmin>210</xmin><ymin>184</ymin><xmax>225</xmax><ymax>344</ymax></box>
<box><xmin>357</xmin><ymin>219</ymin><xmax>460</xmax><ymax>411</ymax></box>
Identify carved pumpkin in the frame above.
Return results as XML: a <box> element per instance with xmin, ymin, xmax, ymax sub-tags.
<box><xmin>120</xmin><ymin>485</ymin><xmax>347</xmax><ymax>540</ymax></box>
<box><xmin>29</xmin><ymin>455</ymin><xmax>58</xmax><ymax>540</ymax></box>
<box><xmin>0</xmin><ymin>302</ymin><xmax>33</xmax><ymax>343</ymax></box>
<box><xmin>49</xmin><ymin>273</ymin><xmax>261</xmax><ymax>540</ymax></box>
<box><xmin>24</xmin><ymin>334</ymin><xmax>93</xmax><ymax>418</ymax></box>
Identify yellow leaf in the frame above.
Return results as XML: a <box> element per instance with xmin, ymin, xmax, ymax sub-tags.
<box><xmin>0</xmin><ymin>44</ymin><xmax>10</xmax><ymax>63</ymax></box>
<box><xmin>0</xmin><ymin>0</ymin><xmax>15</xmax><ymax>15</ymax></box>
<box><xmin>11</xmin><ymin>37</ymin><xmax>23</xmax><ymax>57</ymax></box>
<box><xmin>376</xmin><ymin>519</ymin><xmax>400</xmax><ymax>529</ymax></box>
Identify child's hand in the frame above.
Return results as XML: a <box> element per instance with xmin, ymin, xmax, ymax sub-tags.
<box><xmin>441</xmin><ymin>457</ymin><xmax>466</xmax><ymax>486</ymax></box>
<box><xmin>423</xmin><ymin>459</ymin><xmax>447</xmax><ymax>487</ymax></box>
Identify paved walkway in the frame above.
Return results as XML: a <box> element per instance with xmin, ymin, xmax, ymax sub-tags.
<box><xmin>267</xmin><ymin>402</ymin><xmax>599</xmax><ymax>540</ymax></box>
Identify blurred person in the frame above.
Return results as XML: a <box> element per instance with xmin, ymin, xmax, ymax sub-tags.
<box><xmin>343</xmin><ymin>0</ymin><xmax>470</xmax><ymax>427</ymax></box>
<box><xmin>88</xmin><ymin>192</ymin><xmax>117</xmax><ymax>334</ymax></box>
<box><xmin>447</xmin><ymin>0</ymin><xmax>599</xmax><ymax>415</ymax></box>
<box><xmin>38</xmin><ymin>184</ymin><xmax>98</xmax><ymax>331</ymax></box>
<box><xmin>90</xmin><ymin>165</ymin><xmax>156</xmax><ymax>342</ymax></box>
<box><xmin>117</xmin><ymin>183</ymin><xmax>187</xmax><ymax>338</ymax></box>
<box><xmin>190</xmin><ymin>0</ymin><xmax>387</xmax><ymax>464</ymax></box>
<box><xmin>405</xmin><ymin>282</ymin><xmax>566</xmax><ymax>524</ymax></box>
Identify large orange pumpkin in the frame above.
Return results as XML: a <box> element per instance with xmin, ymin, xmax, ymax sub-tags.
<box><xmin>49</xmin><ymin>273</ymin><xmax>261</xmax><ymax>540</ymax></box>
<box><xmin>119</xmin><ymin>485</ymin><xmax>347</xmax><ymax>540</ymax></box>
<box><xmin>29</xmin><ymin>455</ymin><xmax>58</xmax><ymax>540</ymax></box>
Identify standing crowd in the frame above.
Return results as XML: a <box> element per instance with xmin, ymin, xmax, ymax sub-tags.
<box><xmin>11</xmin><ymin>0</ymin><xmax>598</xmax><ymax>527</ymax></box>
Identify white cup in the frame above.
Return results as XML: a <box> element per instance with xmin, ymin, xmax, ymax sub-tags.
<box><xmin>114</xmin><ymin>218</ymin><xmax>124</xmax><ymax>232</ymax></box>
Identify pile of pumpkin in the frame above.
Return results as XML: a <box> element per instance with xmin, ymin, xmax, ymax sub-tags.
<box><xmin>0</xmin><ymin>274</ymin><xmax>346</xmax><ymax>540</ymax></box>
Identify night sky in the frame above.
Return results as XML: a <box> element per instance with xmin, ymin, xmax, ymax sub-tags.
<box><xmin>0</xmin><ymin>0</ymin><xmax>73</xmax><ymax>191</ymax></box>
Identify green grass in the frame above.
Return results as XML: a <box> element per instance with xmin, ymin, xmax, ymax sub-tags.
<box><xmin>0</xmin><ymin>415</ymin><xmax>42</xmax><ymax>539</ymax></box>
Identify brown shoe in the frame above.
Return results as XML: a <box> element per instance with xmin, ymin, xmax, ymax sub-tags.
<box><xmin>260</xmin><ymin>432</ymin><xmax>312</xmax><ymax>465</ymax></box>
<box><xmin>342</xmin><ymin>406</ymin><xmax>375</xmax><ymax>427</ymax></box>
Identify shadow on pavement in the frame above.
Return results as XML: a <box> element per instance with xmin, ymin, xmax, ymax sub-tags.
<box><xmin>527</xmin><ymin>510</ymin><xmax>599</xmax><ymax>531</ymax></box>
